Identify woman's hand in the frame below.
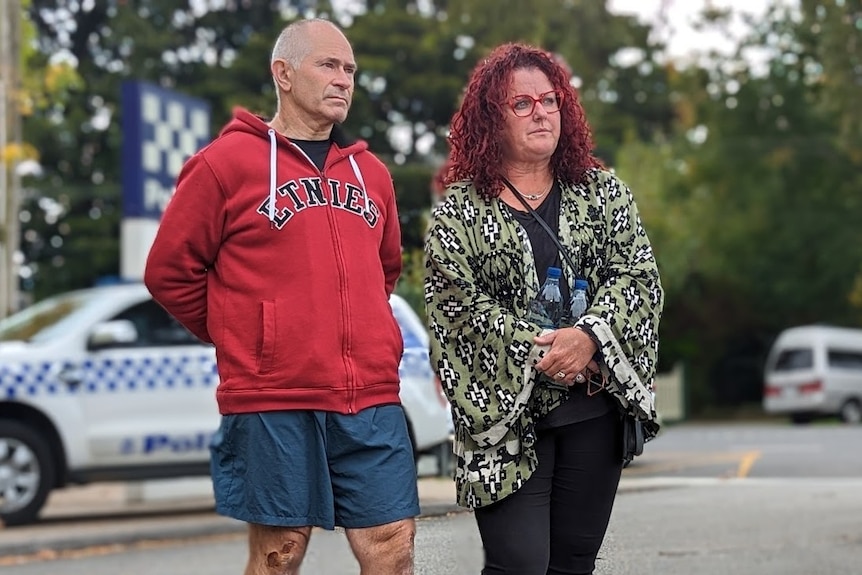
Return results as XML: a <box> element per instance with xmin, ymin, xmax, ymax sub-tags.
<box><xmin>534</xmin><ymin>327</ymin><xmax>598</xmax><ymax>386</ymax></box>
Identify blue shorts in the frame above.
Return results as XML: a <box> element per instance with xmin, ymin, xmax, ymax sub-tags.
<box><xmin>209</xmin><ymin>405</ymin><xmax>420</xmax><ymax>530</ymax></box>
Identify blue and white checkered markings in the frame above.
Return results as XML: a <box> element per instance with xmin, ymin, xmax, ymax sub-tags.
<box><xmin>2</xmin><ymin>351</ymin><xmax>431</xmax><ymax>397</ymax></box>
<box><xmin>141</xmin><ymin>94</ymin><xmax>209</xmax><ymax>175</ymax></box>
<box><xmin>0</xmin><ymin>354</ymin><xmax>218</xmax><ymax>399</ymax></box>
<box><xmin>0</xmin><ymin>361</ymin><xmax>64</xmax><ymax>398</ymax></box>
<box><xmin>140</xmin><ymin>92</ymin><xmax>209</xmax><ymax>215</ymax></box>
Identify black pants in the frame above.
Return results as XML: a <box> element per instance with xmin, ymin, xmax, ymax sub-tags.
<box><xmin>474</xmin><ymin>410</ymin><xmax>623</xmax><ymax>575</ymax></box>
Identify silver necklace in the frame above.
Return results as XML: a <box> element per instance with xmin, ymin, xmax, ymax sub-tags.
<box><xmin>523</xmin><ymin>183</ymin><xmax>553</xmax><ymax>201</ymax></box>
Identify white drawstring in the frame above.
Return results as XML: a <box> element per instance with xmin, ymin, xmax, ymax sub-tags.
<box><xmin>348</xmin><ymin>154</ymin><xmax>371</xmax><ymax>214</ymax></box>
<box><xmin>268</xmin><ymin>129</ymin><xmax>277</xmax><ymax>227</ymax></box>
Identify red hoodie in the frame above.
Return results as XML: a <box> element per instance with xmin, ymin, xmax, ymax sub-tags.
<box><xmin>144</xmin><ymin>108</ymin><xmax>404</xmax><ymax>415</ymax></box>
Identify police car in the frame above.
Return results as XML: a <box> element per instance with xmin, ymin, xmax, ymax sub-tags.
<box><xmin>0</xmin><ymin>283</ymin><xmax>452</xmax><ymax>526</ymax></box>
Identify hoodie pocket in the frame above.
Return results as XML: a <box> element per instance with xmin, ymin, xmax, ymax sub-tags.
<box><xmin>257</xmin><ymin>300</ymin><xmax>277</xmax><ymax>374</ymax></box>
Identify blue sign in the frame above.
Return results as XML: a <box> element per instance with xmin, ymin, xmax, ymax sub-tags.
<box><xmin>121</xmin><ymin>81</ymin><xmax>211</xmax><ymax>219</ymax></box>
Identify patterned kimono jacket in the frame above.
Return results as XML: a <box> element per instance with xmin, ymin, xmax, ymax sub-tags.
<box><xmin>424</xmin><ymin>168</ymin><xmax>664</xmax><ymax>508</ymax></box>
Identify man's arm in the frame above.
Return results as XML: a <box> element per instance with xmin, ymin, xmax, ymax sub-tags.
<box><xmin>144</xmin><ymin>153</ymin><xmax>226</xmax><ymax>343</ymax></box>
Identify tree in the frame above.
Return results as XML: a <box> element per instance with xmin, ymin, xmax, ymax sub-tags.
<box><xmin>20</xmin><ymin>1</ymin><xmax>301</xmax><ymax>299</ymax></box>
<box><xmin>629</xmin><ymin>1</ymin><xmax>862</xmax><ymax>409</ymax></box>
<box><xmin>3</xmin><ymin>0</ymin><xmax>84</xmax><ymax>311</ymax></box>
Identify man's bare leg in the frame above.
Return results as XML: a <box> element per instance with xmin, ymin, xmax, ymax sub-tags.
<box><xmin>345</xmin><ymin>517</ymin><xmax>416</xmax><ymax>575</ymax></box>
<box><xmin>244</xmin><ymin>524</ymin><xmax>313</xmax><ymax>575</ymax></box>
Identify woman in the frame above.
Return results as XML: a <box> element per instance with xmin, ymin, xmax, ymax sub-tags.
<box><xmin>424</xmin><ymin>43</ymin><xmax>664</xmax><ymax>574</ymax></box>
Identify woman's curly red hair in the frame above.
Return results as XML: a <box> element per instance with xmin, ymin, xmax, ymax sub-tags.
<box><xmin>437</xmin><ymin>43</ymin><xmax>602</xmax><ymax>199</ymax></box>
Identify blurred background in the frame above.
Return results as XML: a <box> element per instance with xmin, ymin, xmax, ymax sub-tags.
<box><xmin>1</xmin><ymin>0</ymin><xmax>861</xmax><ymax>420</ymax></box>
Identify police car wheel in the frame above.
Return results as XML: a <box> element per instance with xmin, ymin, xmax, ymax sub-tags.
<box><xmin>0</xmin><ymin>421</ymin><xmax>56</xmax><ymax>527</ymax></box>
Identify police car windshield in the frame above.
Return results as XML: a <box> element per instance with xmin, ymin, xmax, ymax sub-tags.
<box><xmin>0</xmin><ymin>291</ymin><xmax>100</xmax><ymax>343</ymax></box>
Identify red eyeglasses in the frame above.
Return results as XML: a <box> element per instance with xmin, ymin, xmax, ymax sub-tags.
<box><xmin>506</xmin><ymin>90</ymin><xmax>564</xmax><ymax>117</ymax></box>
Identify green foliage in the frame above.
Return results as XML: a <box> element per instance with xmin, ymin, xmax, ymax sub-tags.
<box><xmin>389</xmin><ymin>163</ymin><xmax>435</xmax><ymax>249</ymax></box>
<box><xmin>616</xmin><ymin>0</ymin><xmax>862</xmax><ymax>408</ymax></box>
<box><xmin>343</xmin><ymin>5</ymin><xmax>476</xmax><ymax>161</ymax></box>
<box><xmin>18</xmin><ymin>185</ymin><xmax>120</xmax><ymax>301</ymax></box>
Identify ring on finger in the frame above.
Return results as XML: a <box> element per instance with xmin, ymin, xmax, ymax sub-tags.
<box><xmin>555</xmin><ymin>371</ymin><xmax>566</xmax><ymax>380</ymax></box>
<box><xmin>574</xmin><ymin>373</ymin><xmax>586</xmax><ymax>384</ymax></box>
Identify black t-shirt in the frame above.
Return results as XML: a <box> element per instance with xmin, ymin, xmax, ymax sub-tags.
<box><xmin>290</xmin><ymin>138</ymin><xmax>331</xmax><ymax>171</ymax></box>
<box><xmin>504</xmin><ymin>183</ymin><xmax>614</xmax><ymax>429</ymax></box>
<box><xmin>506</xmin><ymin>183</ymin><xmax>571</xmax><ymax>304</ymax></box>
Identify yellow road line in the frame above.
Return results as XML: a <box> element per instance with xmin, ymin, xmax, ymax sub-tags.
<box><xmin>623</xmin><ymin>451</ymin><xmax>763</xmax><ymax>477</ymax></box>
<box><xmin>624</xmin><ymin>452</ymin><xmax>744</xmax><ymax>476</ymax></box>
<box><xmin>736</xmin><ymin>450</ymin><xmax>761</xmax><ymax>478</ymax></box>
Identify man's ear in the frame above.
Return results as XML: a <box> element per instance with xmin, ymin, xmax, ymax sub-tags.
<box><xmin>272</xmin><ymin>59</ymin><xmax>292</xmax><ymax>92</ymax></box>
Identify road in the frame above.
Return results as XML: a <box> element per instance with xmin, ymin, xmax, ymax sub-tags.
<box><xmin>3</xmin><ymin>478</ymin><xmax>860</xmax><ymax>574</ymax></box>
<box><xmin>632</xmin><ymin>422</ymin><xmax>862</xmax><ymax>479</ymax></box>
<box><xmin>2</xmin><ymin>422</ymin><xmax>860</xmax><ymax>574</ymax></box>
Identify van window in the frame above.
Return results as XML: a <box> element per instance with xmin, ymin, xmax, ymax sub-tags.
<box><xmin>827</xmin><ymin>349</ymin><xmax>862</xmax><ymax>370</ymax></box>
<box><xmin>772</xmin><ymin>348</ymin><xmax>814</xmax><ymax>371</ymax></box>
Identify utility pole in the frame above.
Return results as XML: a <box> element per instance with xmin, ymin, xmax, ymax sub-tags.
<box><xmin>0</xmin><ymin>0</ymin><xmax>22</xmax><ymax>318</ymax></box>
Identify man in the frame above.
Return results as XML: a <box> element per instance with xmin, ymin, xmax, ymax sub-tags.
<box><xmin>144</xmin><ymin>18</ymin><xmax>417</xmax><ymax>575</ymax></box>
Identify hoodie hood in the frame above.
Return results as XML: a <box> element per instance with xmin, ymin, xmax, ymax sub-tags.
<box><xmin>220</xmin><ymin>108</ymin><xmax>365</xmax><ymax>151</ymax></box>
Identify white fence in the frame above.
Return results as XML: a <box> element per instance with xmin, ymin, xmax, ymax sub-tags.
<box><xmin>655</xmin><ymin>363</ymin><xmax>685</xmax><ymax>423</ymax></box>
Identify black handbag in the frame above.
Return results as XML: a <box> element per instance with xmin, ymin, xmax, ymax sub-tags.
<box><xmin>504</xmin><ymin>177</ymin><xmax>646</xmax><ymax>468</ymax></box>
<box><xmin>621</xmin><ymin>415</ymin><xmax>644</xmax><ymax>468</ymax></box>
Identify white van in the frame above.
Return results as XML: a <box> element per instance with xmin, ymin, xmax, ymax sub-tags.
<box><xmin>763</xmin><ymin>325</ymin><xmax>862</xmax><ymax>424</ymax></box>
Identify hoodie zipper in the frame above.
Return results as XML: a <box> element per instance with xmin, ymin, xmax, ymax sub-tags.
<box><xmin>280</xmin><ymin>136</ymin><xmax>358</xmax><ymax>414</ymax></box>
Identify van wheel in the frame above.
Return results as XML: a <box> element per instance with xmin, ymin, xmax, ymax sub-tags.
<box><xmin>0</xmin><ymin>421</ymin><xmax>56</xmax><ymax>527</ymax></box>
<box><xmin>839</xmin><ymin>400</ymin><xmax>862</xmax><ymax>425</ymax></box>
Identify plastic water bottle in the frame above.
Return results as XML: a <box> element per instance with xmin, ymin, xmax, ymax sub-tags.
<box><xmin>570</xmin><ymin>278</ymin><xmax>589</xmax><ymax>320</ymax></box>
<box><xmin>527</xmin><ymin>267</ymin><xmax>564</xmax><ymax>329</ymax></box>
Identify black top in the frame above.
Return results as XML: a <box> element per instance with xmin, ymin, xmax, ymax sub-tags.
<box><xmin>504</xmin><ymin>183</ymin><xmax>614</xmax><ymax>429</ymax></box>
<box><xmin>290</xmin><ymin>138</ymin><xmax>331</xmax><ymax>171</ymax></box>
<box><xmin>507</xmin><ymin>184</ymin><xmax>571</xmax><ymax>305</ymax></box>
